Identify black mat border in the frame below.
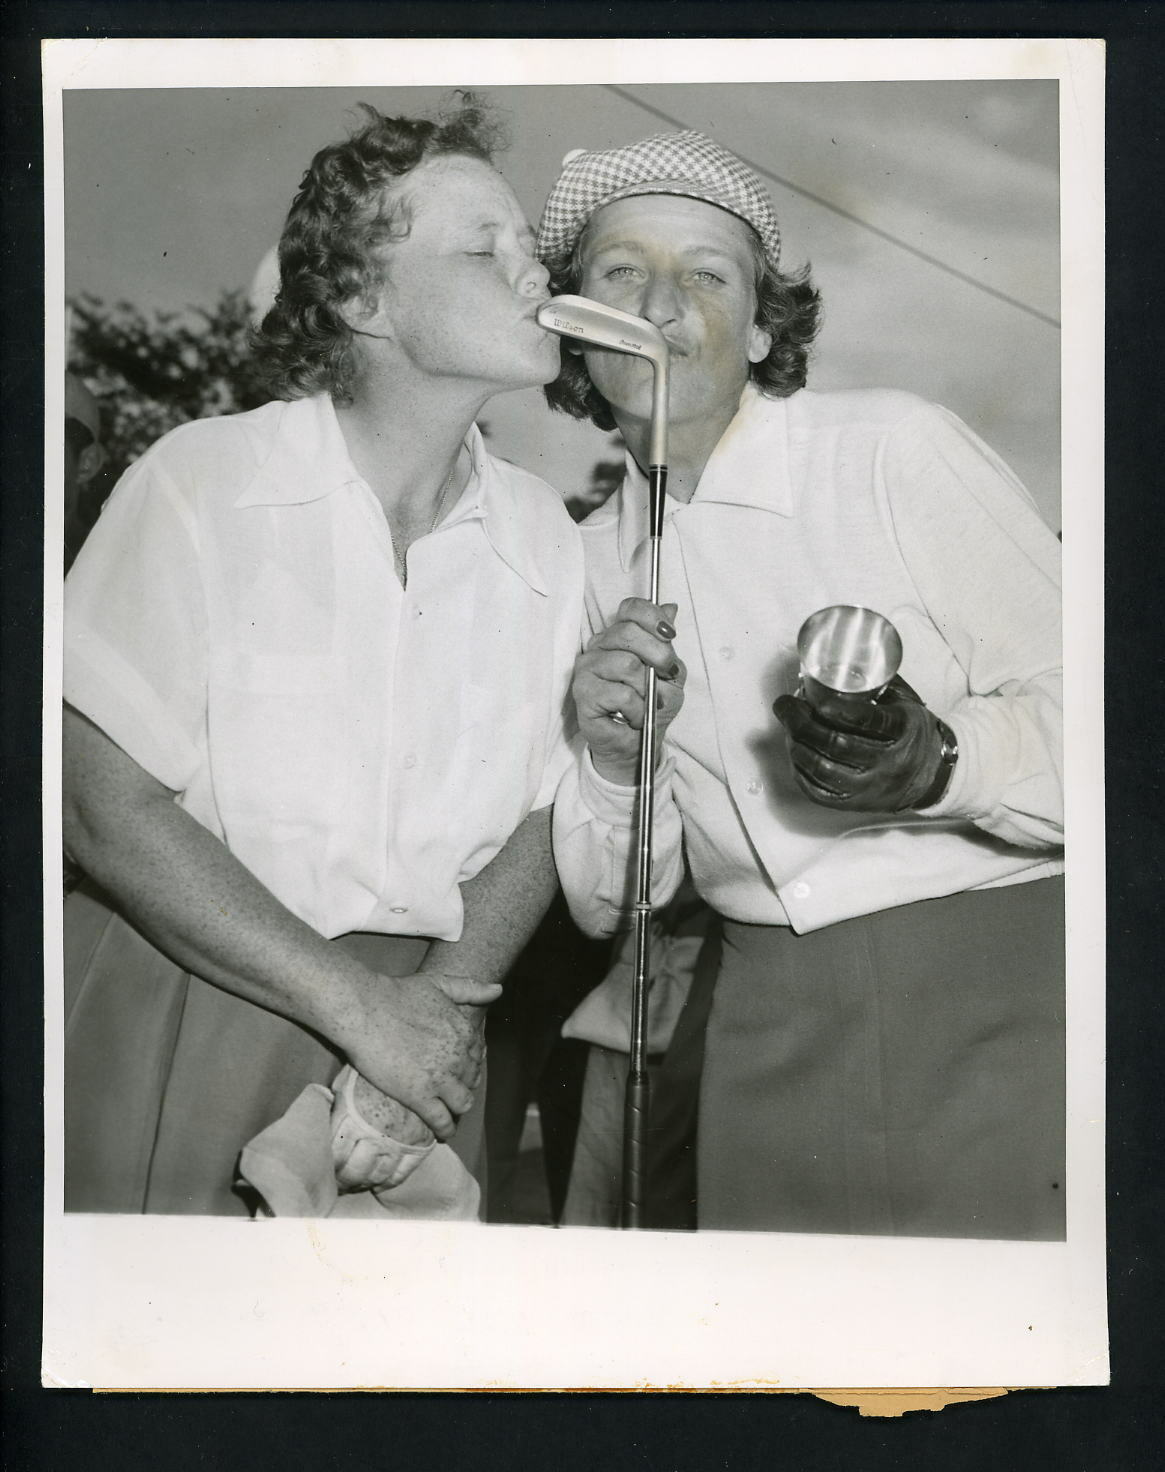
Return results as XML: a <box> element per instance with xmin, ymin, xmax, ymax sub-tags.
<box><xmin>3</xmin><ymin>5</ymin><xmax>1161</xmax><ymax>1468</ymax></box>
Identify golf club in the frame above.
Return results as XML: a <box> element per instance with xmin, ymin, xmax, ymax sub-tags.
<box><xmin>536</xmin><ymin>294</ymin><xmax>671</xmax><ymax>1229</ymax></box>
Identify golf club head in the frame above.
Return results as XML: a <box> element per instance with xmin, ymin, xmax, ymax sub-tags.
<box><xmin>537</xmin><ymin>295</ymin><xmax>670</xmax><ymax>476</ymax></box>
<box><xmin>536</xmin><ymin>295</ymin><xmax>669</xmax><ymax>370</ymax></box>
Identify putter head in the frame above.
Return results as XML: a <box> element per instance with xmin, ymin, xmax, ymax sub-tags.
<box><xmin>536</xmin><ymin>294</ymin><xmax>669</xmax><ymax>370</ymax></box>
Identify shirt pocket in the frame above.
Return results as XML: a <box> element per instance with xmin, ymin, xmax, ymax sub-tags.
<box><xmin>209</xmin><ymin>652</ymin><xmax>346</xmax><ymax>826</ymax></box>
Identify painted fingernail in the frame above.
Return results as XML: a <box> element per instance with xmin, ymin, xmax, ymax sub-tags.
<box><xmin>657</xmin><ymin>620</ymin><xmax>676</xmax><ymax>639</ymax></box>
<box><xmin>665</xmin><ymin>661</ymin><xmax>681</xmax><ymax>680</ymax></box>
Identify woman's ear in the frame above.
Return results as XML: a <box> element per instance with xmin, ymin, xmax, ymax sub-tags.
<box><xmin>747</xmin><ymin>323</ymin><xmax>773</xmax><ymax>365</ymax></box>
<box><xmin>338</xmin><ymin>288</ymin><xmax>395</xmax><ymax>342</ymax></box>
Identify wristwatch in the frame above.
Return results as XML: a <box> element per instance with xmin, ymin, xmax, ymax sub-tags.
<box><xmin>917</xmin><ymin>716</ymin><xmax>959</xmax><ymax>809</ymax></box>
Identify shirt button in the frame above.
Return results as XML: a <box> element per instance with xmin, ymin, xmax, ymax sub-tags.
<box><xmin>746</xmin><ymin>778</ymin><xmax>763</xmax><ymax>795</ymax></box>
<box><xmin>718</xmin><ymin>646</ymin><xmax>735</xmax><ymax>661</ymax></box>
<box><xmin>390</xmin><ymin>905</ymin><xmax>409</xmax><ymax>915</ymax></box>
<box><xmin>402</xmin><ymin>753</ymin><xmax>417</xmax><ymax>769</ymax></box>
<box><xmin>790</xmin><ymin>881</ymin><xmax>811</xmax><ymax>900</ymax></box>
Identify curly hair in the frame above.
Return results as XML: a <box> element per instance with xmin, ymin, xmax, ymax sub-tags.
<box><xmin>252</xmin><ymin>96</ymin><xmax>505</xmax><ymax>403</ymax></box>
<box><xmin>541</xmin><ymin>216</ymin><xmax>822</xmax><ymax>430</ymax></box>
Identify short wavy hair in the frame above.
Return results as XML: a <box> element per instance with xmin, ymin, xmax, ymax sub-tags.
<box><xmin>252</xmin><ymin>96</ymin><xmax>504</xmax><ymax>403</ymax></box>
<box><xmin>541</xmin><ymin>219</ymin><xmax>822</xmax><ymax>430</ymax></box>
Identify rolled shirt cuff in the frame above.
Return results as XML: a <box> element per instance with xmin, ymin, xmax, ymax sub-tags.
<box><xmin>573</xmin><ymin>743</ymin><xmax>678</xmax><ymax>827</ymax></box>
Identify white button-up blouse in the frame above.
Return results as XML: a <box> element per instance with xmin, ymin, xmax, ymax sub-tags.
<box><xmin>554</xmin><ymin>384</ymin><xmax>1064</xmax><ymax>936</ymax></box>
<box><xmin>65</xmin><ymin>395</ymin><xmax>584</xmax><ymax>941</ymax></box>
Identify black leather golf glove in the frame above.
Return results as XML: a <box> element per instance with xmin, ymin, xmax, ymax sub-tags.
<box><xmin>773</xmin><ymin>675</ymin><xmax>956</xmax><ymax>813</ymax></box>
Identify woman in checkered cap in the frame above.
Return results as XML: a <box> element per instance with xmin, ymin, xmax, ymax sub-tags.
<box><xmin>61</xmin><ymin>97</ymin><xmax>584</xmax><ymax>1216</ymax></box>
<box><xmin>546</xmin><ymin>130</ymin><xmax>1066</xmax><ymax>1240</ymax></box>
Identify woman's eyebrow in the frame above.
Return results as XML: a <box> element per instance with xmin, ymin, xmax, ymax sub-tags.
<box><xmin>586</xmin><ymin>239</ymin><xmax>745</xmax><ymax>265</ymax></box>
<box><xmin>585</xmin><ymin>238</ymin><xmax>649</xmax><ymax>257</ymax></box>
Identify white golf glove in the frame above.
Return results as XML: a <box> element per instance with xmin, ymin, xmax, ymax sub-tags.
<box><xmin>329</xmin><ymin>1064</ymin><xmax>436</xmax><ymax>1193</ymax></box>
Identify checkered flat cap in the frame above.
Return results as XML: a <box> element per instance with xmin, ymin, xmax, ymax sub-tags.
<box><xmin>537</xmin><ymin>129</ymin><xmax>781</xmax><ymax>271</ymax></box>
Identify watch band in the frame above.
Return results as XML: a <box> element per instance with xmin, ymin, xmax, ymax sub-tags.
<box><xmin>917</xmin><ymin>716</ymin><xmax>959</xmax><ymax>810</ymax></box>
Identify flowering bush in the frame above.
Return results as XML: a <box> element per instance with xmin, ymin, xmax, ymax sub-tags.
<box><xmin>67</xmin><ymin>290</ymin><xmax>270</xmax><ymax>479</ymax></box>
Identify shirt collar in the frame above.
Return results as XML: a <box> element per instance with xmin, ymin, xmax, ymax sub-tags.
<box><xmin>235</xmin><ymin>395</ymin><xmax>365</xmax><ymax>508</ymax></box>
<box><xmin>444</xmin><ymin>425</ymin><xmax>551</xmax><ymax>597</ymax></box>
<box><xmin>235</xmin><ymin>396</ymin><xmax>549</xmax><ymax>596</ymax></box>
<box><xmin>615</xmin><ymin>382</ymin><xmax>796</xmax><ymax>571</ymax></box>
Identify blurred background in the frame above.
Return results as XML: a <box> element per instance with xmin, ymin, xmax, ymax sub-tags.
<box><xmin>63</xmin><ymin>79</ymin><xmax>1060</xmax><ymax>531</ymax></box>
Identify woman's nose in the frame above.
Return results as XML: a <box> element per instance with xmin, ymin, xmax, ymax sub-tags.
<box><xmin>640</xmin><ymin>275</ymin><xmax>682</xmax><ymax>328</ymax></box>
<box><xmin>521</xmin><ymin>254</ymin><xmax>551</xmax><ymax>296</ymax></box>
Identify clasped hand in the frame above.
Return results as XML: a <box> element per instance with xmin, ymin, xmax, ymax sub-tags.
<box><xmin>339</xmin><ymin>971</ymin><xmax>499</xmax><ymax>1142</ymax></box>
<box><xmin>573</xmin><ymin>598</ymin><xmax>687</xmax><ymax>784</ymax></box>
<box><xmin>773</xmin><ymin>676</ymin><xmax>945</xmax><ymax>813</ymax></box>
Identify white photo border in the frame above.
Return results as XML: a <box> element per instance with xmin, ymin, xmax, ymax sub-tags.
<box><xmin>41</xmin><ymin>35</ymin><xmax>1107</xmax><ymax>1392</ymax></box>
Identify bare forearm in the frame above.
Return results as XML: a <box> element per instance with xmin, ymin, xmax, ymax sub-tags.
<box><xmin>62</xmin><ymin>708</ymin><xmax>371</xmax><ymax>1048</ymax></box>
<box><xmin>421</xmin><ymin>806</ymin><xmax>557</xmax><ymax>987</ymax></box>
<box><xmin>353</xmin><ymin>809</ymin><xmax>558</xmax><ymax>1135</ymax></box>
<box><xmin>66</xmin><ymin>779</ymin><xmax>373</xmax><ymax>1045</ymax></box>
<box><xmin>63</xmin><ymin>707</ymin><xmax>498</xmax><ymax>1134</ymax></box>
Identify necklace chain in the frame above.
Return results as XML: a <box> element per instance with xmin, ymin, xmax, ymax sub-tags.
<box><xmin>391</xmin><ymin>453</ymin><xmax>461</xmax><ymax>591</ymax></box>
<box><xmin>430</xmin><ymin>455</ymin><xmax>461</xmax><ymax>535</ymax></box>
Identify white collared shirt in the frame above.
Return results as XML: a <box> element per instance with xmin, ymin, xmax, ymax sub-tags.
<box><xmin>65</xmin><ymin>394</ymin><xmax>584</xmax><ymax>941</ymax></box>
<box><xmin>553</xmin><ymin>384</ymin><xmax>1064</xmax><ymax>936</ymax></box>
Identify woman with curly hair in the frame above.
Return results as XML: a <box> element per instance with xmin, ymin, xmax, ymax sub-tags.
<box><xmin>62</xmin><ymin>98</ymin><xmax>580</xmax><ymax>1217</ymax></box>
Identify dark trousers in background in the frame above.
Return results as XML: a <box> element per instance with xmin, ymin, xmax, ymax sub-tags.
<box><xmin>641</xmin><ymin>917</ymin><xmax>723</xmax><ymax>1230</ymax></box>
<box><xmin>484</xmin><ymin>892</ymin><xmax>610</xmax><ymax>1223</ymax></box>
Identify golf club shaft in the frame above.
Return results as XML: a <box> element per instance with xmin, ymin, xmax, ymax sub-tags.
<box><xmin>531</xmin><ymin>294</ymin><xmax>670</xmax><ymax>1229</ymax></box>
<box><xmin>621</xmin><ymin>463</ymin><xmax>667</xmax><ymax>1228</ymax></box>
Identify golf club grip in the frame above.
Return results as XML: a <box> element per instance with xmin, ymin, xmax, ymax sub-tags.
<box><xmin>649</xmin><ymin>466</ymin><xmax>667</xmax><ymax>539</ymax></box>
<box><xmin>621</xmin><ymin>1067</ymin><xmax>651</xmax><ymax>1228</ymax></box>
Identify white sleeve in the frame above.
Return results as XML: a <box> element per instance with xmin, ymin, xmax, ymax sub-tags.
<box><xmin>553</xmin><ymin>744</ymin><xmax>685</xmax><ymax>937</ymax></box>
<box><xmin>883</xmin><ymin>404</ymin><xmax>1063</xmax><ymax>850</ymax></box>
<box><xmin>533</xmin><ymin>523</ymin><xmax>587</xmax><ymax>812</ymax></box>
<box><xmin>64</xmin><ymin>450</ymin><xmax>208</xmax><ymax>793</ymax></box>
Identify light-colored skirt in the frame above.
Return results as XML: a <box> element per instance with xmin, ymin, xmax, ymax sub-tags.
<box><xmin>698</xmin><ymin>877</ymin><xmax>1065</xmax><ymax>1239</ymax></box>
<box><xmin>63</xmin><ymin>883</ymin><xmax>483</xmax><ymax>1216</ymax></box>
